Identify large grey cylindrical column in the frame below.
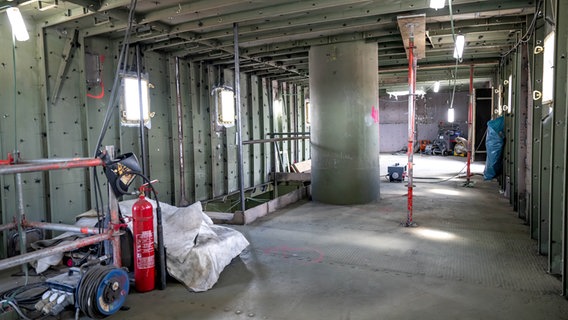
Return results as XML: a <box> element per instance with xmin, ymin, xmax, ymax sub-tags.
<box><xmin>309</xmin><ymin>40</ymin><xmax>379</xmax><ymax>204</ymax></box>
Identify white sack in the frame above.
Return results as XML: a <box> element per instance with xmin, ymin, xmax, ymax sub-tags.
<box><xmin>119</xmin><ymin>199</ymin><xmax>249</xmax><ymax>292</ymax></box>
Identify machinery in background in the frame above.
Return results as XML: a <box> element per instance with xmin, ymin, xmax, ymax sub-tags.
<box><xmin>419</xmin><ymin>140</ymin><xmax>430</xmax><ymax>153</ymax></box>
<box><xmin>453</xmin><ymin>136</ymin><xmax>468</xmax><ymax>157</ymax></box>
<box><xmin>388</xmin><ymin>163</ymin><xmax>407</xmax><ymax>182</ymax></box>
<box><xmin>427</xmin><ymin>123</ymin><xmax>462</xmax><ymax>156</ymax></box>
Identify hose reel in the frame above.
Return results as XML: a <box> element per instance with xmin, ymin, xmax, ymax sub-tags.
<box><xmin>38</xmin><ymin>264</ymin><xmax>129</xmax><ymax>318</ymax></box>
<box><xmin>76</xmin><ymin>265</ymin><xmax>129</xmax><ymax>319</ymax></box>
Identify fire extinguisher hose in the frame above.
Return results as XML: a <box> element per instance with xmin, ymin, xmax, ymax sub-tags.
<box><xmin>114</xmin><ymin>171</ymin><xmax>167</xmax><ymax>290</ymax></box>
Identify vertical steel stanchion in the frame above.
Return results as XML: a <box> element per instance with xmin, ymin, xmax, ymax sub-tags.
<box><xmin>465</xmin><ymin>65</ymin><xmax>475</xmax><ymax>187</ymax></box>
<box><xmin>234</xmin><ymin>23</ymin><xmax>246</xmax><ymax>214</ymax></box>
<box><xmin>105</xmin><ymin>146</ymin><xmax>122</xmax><ymax>267</ymax></box>
<box><xmin>405</xmin><ymin>27</ymin><xmax>418</xmax><ymax>227</ymax></box>
<box><xmin>174</xmin><ymin>56</ymin><xmax>189</xmax><ymax>206</ymax></box>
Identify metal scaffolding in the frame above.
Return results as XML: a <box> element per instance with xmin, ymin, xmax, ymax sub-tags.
<box><xmin>0</xmin><ymin>156</ymin><xmax>122</xmax><ymax>271</ymax></box>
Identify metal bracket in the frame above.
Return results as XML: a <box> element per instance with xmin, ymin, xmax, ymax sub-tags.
<box><xmin>50</xmin><ymin>29</ymin><xmax>79</xmax><ymax>105</ymax></box>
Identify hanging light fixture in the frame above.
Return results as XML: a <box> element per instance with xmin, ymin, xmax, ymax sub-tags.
<box><xmin>122</xmin><ymin>75</ymin><xmax>151</xmax><ymax>125</ymax></box>
<box><xmin>429</xmin><ymin>0</ymin><xmax>445</xmax><ymax>10</ymax></box>
<box><xmin>433</xmin><ymin>81</ymin><xmax>440</xmax><ymax>93</ymax></box>
<box><xmin>448</xmin><ymin>108</ymin><xmax>455</xmax><ymax>123</ymax></box>
<box><xmin>6</xmin><ymin>7</ymin><xmax>29</xmax><ymax>42</ymax></box>
<box><xmin>453</xmin><ymin>34</ymin><xmax>465</xmax><ymax>59</ymax></box>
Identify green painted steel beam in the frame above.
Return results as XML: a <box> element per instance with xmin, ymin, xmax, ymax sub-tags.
<box><xmin>139</xmin><ymin>0</ymin><xmax>528</xmax><ymax>37</ymax></box>
<box><xmin>188</xmin><ymin>52</ymin><xmax>234</xmax><ymax>61</ymax></box>
<box><xmin>530</xmin><ymin>6</ymin><xmax>544</xmax><ymax>242</ymax></box>
<box><xmin>50</xmin><ymin>29</ymin><xmax>79</xmax><ymax>105</ymax></box>
<box><xmin>380</xmin><ymin>46</ymin><xmax>512</xmax><ymax>60</ymax></box>
<box><xmin>538</xmin><ymin>0</ymin><xmax>556</xmax><ymax>260</ymax></box>
<box><xmin>188</xmin><ymin>10</ymin><xmax>525</xmax><ymax>49</ymax></box>
<box><xmin>540</xmin><ymin>80</ymin><xmax>553</xmax><ymax>259</ymax></box>
<box><xmin>563</xmin><ymin>0</ymin><xmax>568</xmax><ymax>296</ymax></box>
<box><xmin>142</xmin><ymin>0</ymin><xmax>382</xmax><ymax>32</ymax></box>
<box><xmin>63</xmin><ymin>0</ymin><xmax>101</xmax><ymax>11</ymax></box>
<box><xmin>210</xmin><ymin>21</ymin><xmax>523</xmax><ymax>50</ymax></box>
<box><xmin>75</xmin><ymin>0</ymin><xmax>533</xmax><ymax>46</ymax></box>
<box><xmin>180</xmin><ymin>29</ymin><xmax>516</xmax><ymax>58</ymax></box>
<box><xmin>551</xmin><ymin>0</ymin><xmax>567</xmax><ymax>276</ymax></box>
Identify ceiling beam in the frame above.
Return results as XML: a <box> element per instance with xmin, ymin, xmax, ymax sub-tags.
<box><xmin>62</xmin><ymin>0</ymin><xmax>101</xmax><ymax>11</ymax></box>
<box><xmin>142</xmin><ymin>0</ymin><xmax>374</xmax><ymax>30</ymax></box>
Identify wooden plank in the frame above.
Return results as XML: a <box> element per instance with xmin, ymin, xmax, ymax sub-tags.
<box><xmin>274</xmin><ymin>172</ymin><xmax>311</xmax><ymax>182</ymax></box>
<box><xmin>292</xmin><ymin>159</ymin><xmax>312</xmax><ymax>173</ymax></box>
<box><xmin>397</xmin><ymin>14</ymin><xmax>426</xmax><ymax>60</ymax></box>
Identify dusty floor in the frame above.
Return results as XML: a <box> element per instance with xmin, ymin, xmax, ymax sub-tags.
<box><xmin>114</xmin><ymin>155</ymin><xmax>568</xmax><ymax>320</ymax></box>
<box><xmin>3</xmin><ymin>155</ymin><xmax>568</xmax><ymax>319</ymax></box>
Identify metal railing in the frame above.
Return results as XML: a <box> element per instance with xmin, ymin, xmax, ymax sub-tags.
<box><xmin>0</xmin><ymin>155</ymin><xmax>122</xmax><ymax>271</ymax></box>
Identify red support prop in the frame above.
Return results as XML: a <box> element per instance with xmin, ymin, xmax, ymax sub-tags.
<box><xmin>405</xmin><ymin>32</ymin><xmax>417</xmax><ymax>227</ymax></box>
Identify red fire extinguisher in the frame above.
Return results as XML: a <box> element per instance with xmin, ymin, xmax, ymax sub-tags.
<box><xmin>132</xmin><ymin>185</ymin><xmax>155</xmax><ymax>292</ymax></box>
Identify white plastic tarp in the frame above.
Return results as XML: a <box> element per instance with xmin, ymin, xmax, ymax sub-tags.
<box><xmin>119</xmin><ymin>200</ymin><xmax>249</xmax><ymax>292</ymax></box>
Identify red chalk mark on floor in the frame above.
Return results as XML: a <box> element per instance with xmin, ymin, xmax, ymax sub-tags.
<box><xmin>263</xmin><ymin>245</ymin><xmax>324</xmax><ymax>264</ymax></box>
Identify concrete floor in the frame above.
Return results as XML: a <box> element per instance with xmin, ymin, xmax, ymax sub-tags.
<box><xmin>114</xmin><ymin>154</ymin><xmax>568</xmax><ymax>320</ymax></box>
<box><xmin>4</xmin><ymin>155</ymin><xmax>566</xmax><ymax>319</ymax></box>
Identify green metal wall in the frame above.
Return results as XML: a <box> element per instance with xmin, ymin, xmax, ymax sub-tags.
<box><xmin>507</xmin><ymin>0</ymin><xmax>568</xmax><ymax>296</ymax></box>
<box><xmin>0</xmin><ymin>20</ymin><xmax>310</xmax><ymax>257</ymax></box>
<box><xmin>0</xmin><ymin>18</ymin><xmax>47</xmax><ymax>253</ymax></box>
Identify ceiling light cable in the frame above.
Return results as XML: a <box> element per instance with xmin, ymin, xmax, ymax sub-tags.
<box><xmin>92</xmin><ymin>0</ymin><xmax>139</xmax><ymax>157</ymax></box>
<box><xmin>447</xmin><ymin>0</ymin><xmax>459</xmax><ymax>111</ymax></box>
<box><xmin>501</xmin><ymin>0</ymin><xmax>543</xmax><ymax>60</ymax></box>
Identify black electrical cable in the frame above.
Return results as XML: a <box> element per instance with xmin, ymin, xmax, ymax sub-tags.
<box><xmin>88</xmin><ymin>0</ymin><xmax>138</xmax><ymax>261</ymax></box>
<box><xmin>76</xmin><ymin>265</ymin><xmax>119</xmax><ymax>319</ymax></box>
<box><xmin>412</xmin><ymin>164</ymin><xmax>468</xmax><ymax>184</ymax></box>
<box><xmin>91</xmin><ymin>0</ymin><xmax>139</xmax><ymax>157</ymax></box>
<box><xmin>501</xmin><ymin>0</ymin><xmax>543</xmax><ymax>60</ymax></box>
<box><xmin>0</xmin><ymin>282</ymin><xmax>49</xmax><ymax>312</ymax></box>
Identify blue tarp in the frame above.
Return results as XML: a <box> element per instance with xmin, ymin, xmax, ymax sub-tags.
<box><xmin>484</xmin><ymin>116</ymin><xmax>505</xmax><ymax>180</ymax></box>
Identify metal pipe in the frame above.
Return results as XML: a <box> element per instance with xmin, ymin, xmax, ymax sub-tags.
<box><xmin>0</xmin><ymin>222</ymin><xmax>16</xmax><ymax>233</ymax></box>
<box><xmin>274</xmin><ymin>140</ymin><xmax>285</xmax><ymax>172</ymax></box>
<box><xmin>243</xmin><ymin>136</ymin><xmax>310</xmax><ymax>145</ymax></box>
<box><xmin>0</xmin><ymin>158</ymin><xmax>103</xmax><ymax>175</ymax></box>
<box><xmin>466</xmin><ymin>64</ymin><xmax>474</xmax><ymax>185</ymax></box>
<box><xmin>24</xmin><ymin>221</ymin><xmax>101</xmax><ymax>234</ymax></box>
<box><xmin>378</xmin><ymin>60</ymin><xmax>498</xmax><ymax>73</ymax></box>
<box><xmin>15</xmin><ymin>173</ymin><xmax>27</xmax><ymax>276</ymax></box>
<box><xmin>175</xmin><ymin>56</ymin><xmax>189</xmax><ymax>206</ymax></box>
<box><xmin>136</xmin><ymin>45</ymin><xmax>148</xmax><ymax>177</ymax></box>
<box><xmin>18</xmin><ymin>157</ymin><xmax>95</xmax><ymax>164</ymax></box>
<box><xmin>234</xmin><ymin>23</ymin><xmax>246</xmax><ymax>213</ymax></box>
<box><xmin>269</xmin><ymin>83</ymin><xmax>278</xmax><ymax>197</ymax></box>
<box><xmin>405</xmin><ymin>27</ymin><xmax>417</xmax><ymax>227</ymax></box>
<box><xmin>106</xmin><ymin>146</ymin><xmax>122</xmax><ymax>268</ymax></box>
<box><xmin>266</xmin><ymin>132</ymin><xmax>310</xmax><ymax>136</ymax></box>
<box><xmin>292</xmin><ymin>85</ymin><xmax>299</xmax><ymax>164</ymax></box>
<box><xmin>0</xmin><ymin>233</ymin><xmax>112</xmax><ymax>271</ymax></box>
